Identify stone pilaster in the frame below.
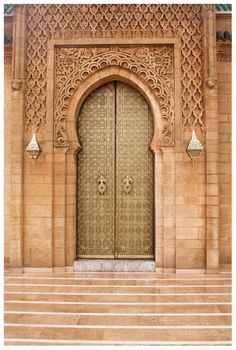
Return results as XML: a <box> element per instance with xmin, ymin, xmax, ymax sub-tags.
<box><xmin>10</xmin><ymin>5</ymin><xmax>25</xmax><ymax>270</ymax></box>
<box><xmin>203</xmin><ymin>5</ymin><xmax>220</xmax><ymax>272</ymax></box>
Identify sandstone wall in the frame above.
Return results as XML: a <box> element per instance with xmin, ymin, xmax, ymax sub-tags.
<box><xmin>216</xmin><ymin>14</ymin><xmax>232</xmax><ymax>267</ymax></box>
<box><xmin>4</xmin><ymin>5</ymin><xmax>231</xmax><ymax>271</ymax></box>
<box><xmin>4</xmin><ymin>63</ymin><xmax>12</xmax><ymax>268</ymax></box>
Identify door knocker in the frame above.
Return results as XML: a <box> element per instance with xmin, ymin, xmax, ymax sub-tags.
<box><xmin>123</xmin><ymin>175</ymin><xmax>133</xmax><ymax>194</ymax></box>
<box><xmin>98</xmin><ymin>175</ymin><xmax>107</xmax><ymax>194</ymax></box>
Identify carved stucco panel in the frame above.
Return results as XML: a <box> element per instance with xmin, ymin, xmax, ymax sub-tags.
<box><xmin>24</xmin><ymin>4</ymin><xmax>203</xmax><ymax>133</ymax></box>
<box><xmin>54</xmin><ymin>46</ymin><xmax>174</xmax><ymax>146</ymax></box>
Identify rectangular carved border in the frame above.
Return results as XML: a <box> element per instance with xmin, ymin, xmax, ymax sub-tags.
<box><xmin>46</xmin><ymin>38</ymin><xmax>181</xmax><ymax>271</ymax></box>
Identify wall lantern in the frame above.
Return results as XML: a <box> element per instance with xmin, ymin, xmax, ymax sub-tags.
<box><xmin>187</xmin><ymin>130</ymin><xmax>203</xmax><ymax>161</ymax></box>
<box><xmin>26</xmin><ymin>133</ymin><xmax>41</xmax><ymax>164</ymax></box>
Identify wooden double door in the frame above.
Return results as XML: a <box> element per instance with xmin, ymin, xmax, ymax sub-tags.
<box><xmin>77</xmin><ymin>81</ymin><xmax>154</xmax><ymax>259</ymax></box>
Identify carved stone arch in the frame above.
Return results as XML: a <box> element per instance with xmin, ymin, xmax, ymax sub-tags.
<box><xmin>62</xmin><ymin>65</ymin><xmax>165</xmax><ymax>270</ymax></box>
<box><xmin>54</xmin><ymin>46</ymin><xmax>174</xmax><ymax>148</ymax></box>
<box><xmin>54</xmin><ymin>48</ymin><xmax>174</xmax><ymax>271</ymax></box>
<box><xmin>65</xmin><ymin>66</ymin><xmax>163</xmax><ymax>153</ymax></box>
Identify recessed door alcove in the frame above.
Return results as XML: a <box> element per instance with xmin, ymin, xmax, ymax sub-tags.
<box><xmin>76</xmin><ymin>81</ymin><xmax>154</xmax><ymax>260</ymax></box>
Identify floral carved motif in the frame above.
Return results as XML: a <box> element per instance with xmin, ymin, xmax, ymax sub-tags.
<box><xmin>54</xmin><ymin>46</ymin><xmax>174</xmax><ymax>146</ymax></box>
<box><xmin>25</xmin><ymin>4</ymin><xmax>203</xmax><ymax>134</ymax></box>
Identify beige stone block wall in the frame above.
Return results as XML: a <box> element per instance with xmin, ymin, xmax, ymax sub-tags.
<box><xmin>216</xmin><ymin>13</ymin><xmax>232</xmax><ymax>267</ymax></box>
<box><xmin>175</xmin><ymin>132</ymin><xmax>206</xmax><ymax>270</ymax></box>
<box><xmin>4</xmin><ymin>63</ymin><xmax>12</xmax><ymax>267</ymax></box>
<box><xmin>23</xmin><ymin>126</ymin><xmax>54</xmax><ymax>268</ymax></box>
<box><xmin>217</xmin><ymin>60</ymin><xmax>231</xmax><ymax>266</ymax></box>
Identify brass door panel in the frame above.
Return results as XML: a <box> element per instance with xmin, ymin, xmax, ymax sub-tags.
<box><xmin>77</xmin><ymin>81</ymin><xmax>154</xmax><ymax>259</ymax></box>
<box><xmin>115</xmin><ymin>82</ymin><xmax>154</xmax><ymax>258</ymax></box>
<box><xmin>77</xmin><ymin>83</ymin><xmax>116</xmax><ymax>258</ymax></box>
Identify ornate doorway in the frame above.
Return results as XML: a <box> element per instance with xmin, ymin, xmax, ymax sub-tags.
<box><xmin>77</xmin><ymin>81</ymin><xmax>154</xmax><ymax>259</ymax></box>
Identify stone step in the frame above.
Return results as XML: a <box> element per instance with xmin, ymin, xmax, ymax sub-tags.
<box><xmin>5</xmin><ymin>326</ymin><xmax>232</xmax><ymax>341</ymax></box>
<box><xmin>4</xmin><ymin>292</ymin><xmax>232</xmax><ymax>303</ymax></box>
<box><xmin>5</xmin><ymin>313</ymin><xmax>232</xmax><ymax>326</ymax></box>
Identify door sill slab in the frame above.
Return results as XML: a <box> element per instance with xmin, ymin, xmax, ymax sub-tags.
<box><xmin>73</xmin><ymin>259</ymin><xmax>155</xmax><ymax>272</ymax></box>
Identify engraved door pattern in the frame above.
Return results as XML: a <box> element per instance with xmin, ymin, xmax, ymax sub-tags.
<box><xmin>77</xmin><ymin>82</ymin><xmax>154</xmax><ymax>258</ymax></box>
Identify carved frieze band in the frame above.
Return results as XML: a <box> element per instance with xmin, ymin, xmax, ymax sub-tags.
<box><xmin>217</xmin><ymin>44</ymin><xmax>232</xmax><ymax>62</ymax></box>
<box><xmin>25</xmin><ymin>4</ymin><xmax>203</xmax><ymax>135</ymax></box>
<box><xmin>54</xmin><ymin>46</ymin><xmax>174</xmax><ymax>146</ymax></box>
<box><xmin>217</xmin><ymin>53</ymin><xmax>231</xmax><ymax>62</ymax></box>
<box><xmin>4</xmin><ymin>46</ymin><xmax>12</xmax><ymax>65</ymax></box>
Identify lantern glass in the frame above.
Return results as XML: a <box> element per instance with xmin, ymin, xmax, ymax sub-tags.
<box><xmin>187</xmin><ymin>130</ymin><xmax>203</xmax><ymax>161</ymax></box>
<box><xmin>26</xmin><ymin>133</ymin><xmax>41</xmax><ymax>163</ymax></box>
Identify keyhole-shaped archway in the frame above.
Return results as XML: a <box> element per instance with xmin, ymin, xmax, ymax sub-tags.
<box><xmin>64</xmin><ymin>66</ymin><xmax>164</xmax><ymax>270</ymax></box>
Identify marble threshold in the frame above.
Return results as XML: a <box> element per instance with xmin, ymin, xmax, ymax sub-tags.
<box><xmin>73</xmin><ymin>259</ymin><xmax>155</xmax><ymax>272</ymax></box>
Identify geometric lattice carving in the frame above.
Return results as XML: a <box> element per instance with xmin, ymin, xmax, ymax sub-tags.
<box><xmin>179</xmin><ymin>10</ymin><xmax>204</xmax><ymax>129</ymax></box>
<box><xmin>25</xmin><ymin>4</ymin><xmax>203</xmax><ymax>134</ymax></box>
<box><xmin>55</xmin><ymin>46</ymin><xmax>174</xmax><ymax>146</ymax></box>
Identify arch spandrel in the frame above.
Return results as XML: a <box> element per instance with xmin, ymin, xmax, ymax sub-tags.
<box><xmin>65</xmin><ymin>67</ymin><xmax>163</xmax><ymax>153</ymax></box>
<box><xmin>54</xmin><ymin>46</ymin><xmax>174</xmax><ymax>149</ymax></box>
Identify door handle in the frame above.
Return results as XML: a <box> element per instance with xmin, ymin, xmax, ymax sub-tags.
<box><xmin>123</xmin><ymin>175</ymin><xmax>133</xmax><ymax>194</ymax></box>
<box><xmin>98</xmin><ymin>175</ymin><xmax>107</xmax><ymax>194</ymax></box>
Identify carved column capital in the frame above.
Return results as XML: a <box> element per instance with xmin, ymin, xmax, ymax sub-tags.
<box><xmin>206</xmin><ymin>78</ymin><xmax>217</xmax><ymax>89</ymax></box>
<box><xmin>12</xmin><ymin>78</ymin><xmax>22</xmax><ymax>91</ymax></box>
<box><xmin>14</xmin><ymin>4</ymin><xmax>24</xmax><ymax>15</ymax></box>
<box><xmin>66</xmin><ymin>142</ymin><xmax>81</xmax><ymax>155</ymax></box>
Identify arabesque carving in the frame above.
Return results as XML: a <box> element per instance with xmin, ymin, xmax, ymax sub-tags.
<box><xmin>25</xmin><ymin>4</ymin><xmax>203</xmax><ymax>134</ymax></box>
<box><xmin>54</xmin><ymin>46</ymin><xmax>174</xmax><ymax>146</ymax></box>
